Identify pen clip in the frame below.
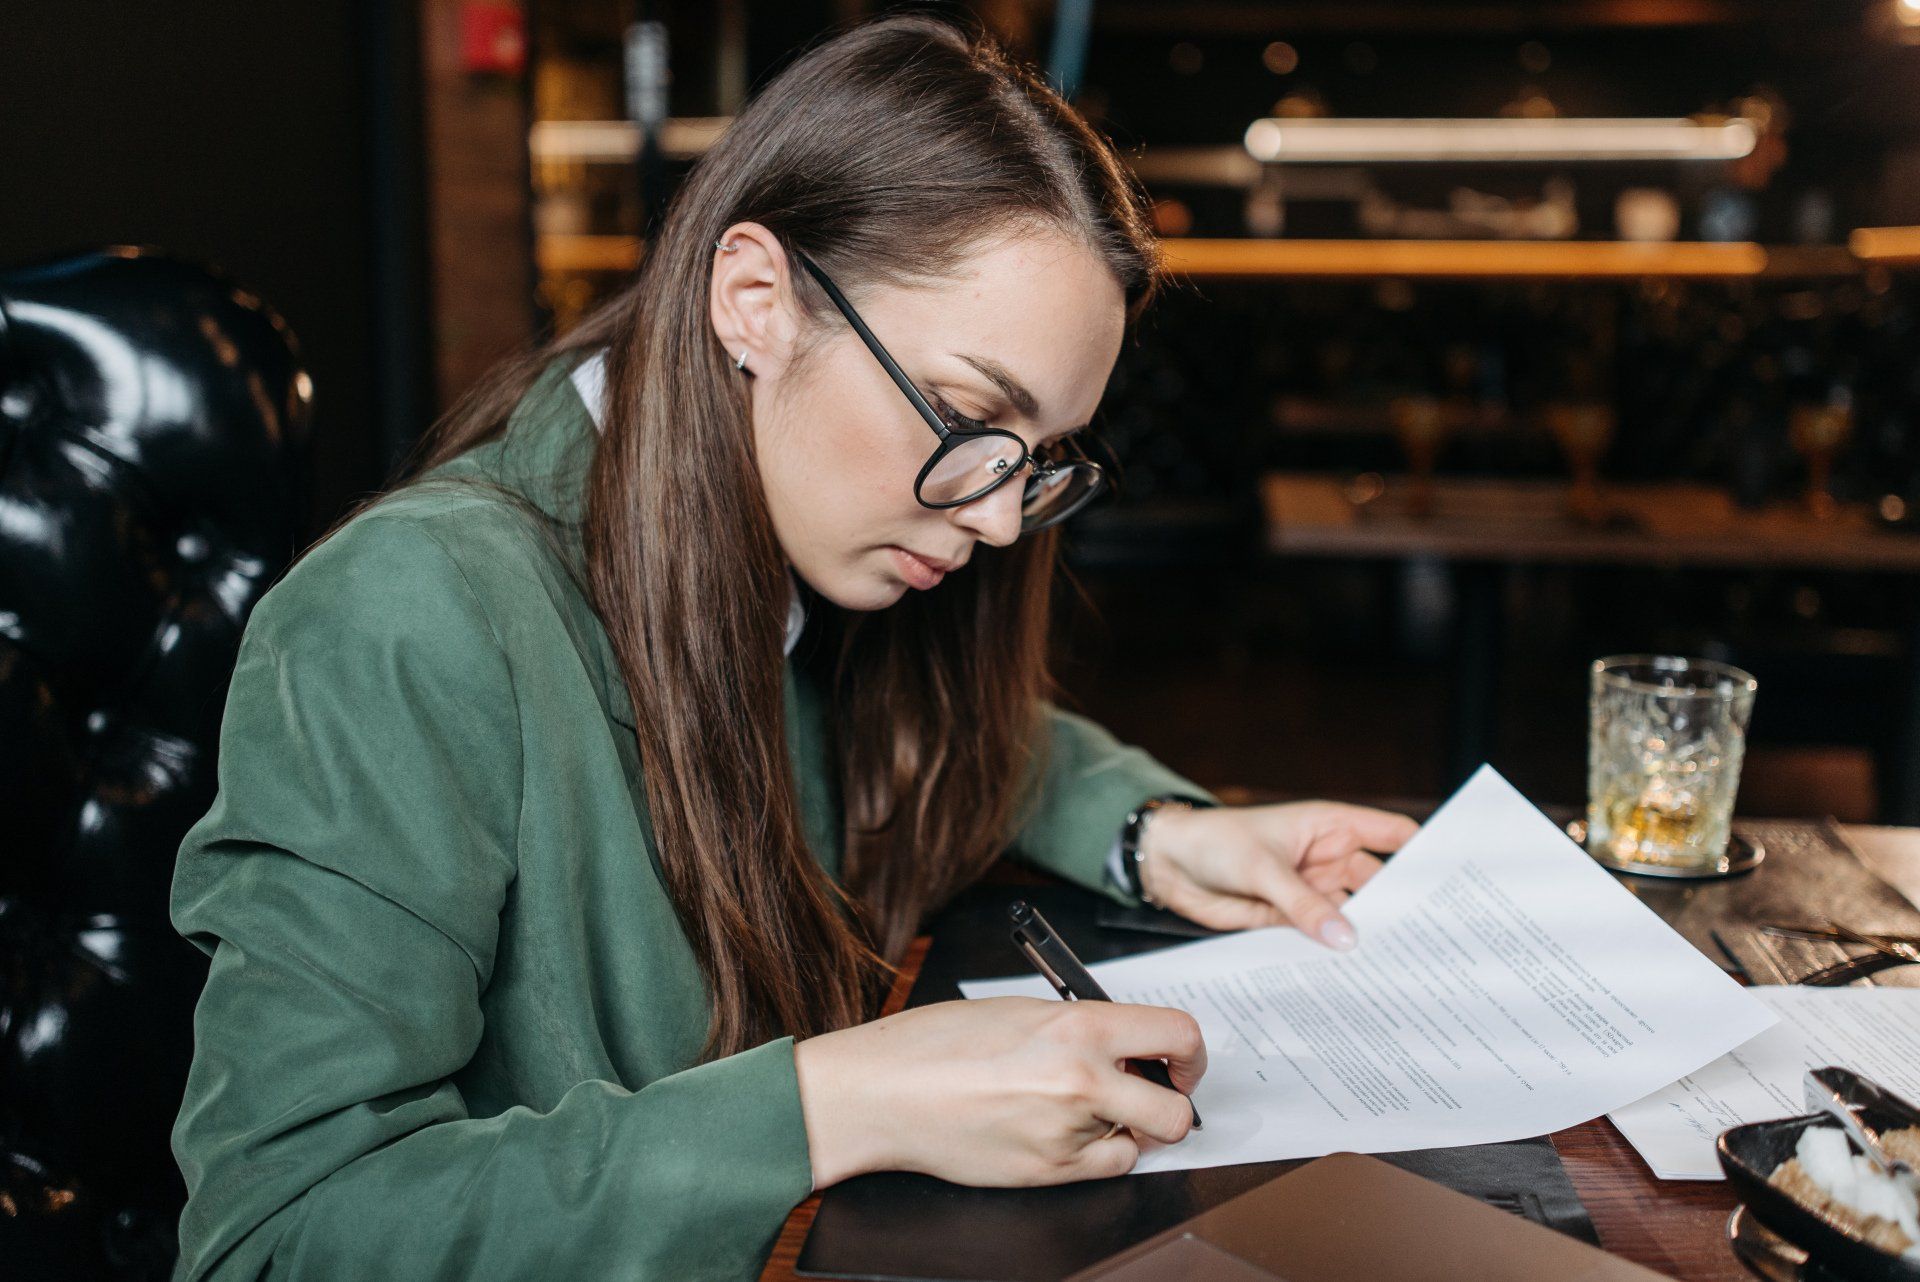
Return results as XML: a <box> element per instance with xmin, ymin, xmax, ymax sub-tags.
<box><xmin>1015</xmin><ymin>934</ymin><xmax>1078</xmax><ymax>1001</ymax></box>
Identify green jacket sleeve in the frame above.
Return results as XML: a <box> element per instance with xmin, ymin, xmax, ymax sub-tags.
<box><xmin>1007</xmin><ymin>703</ymin><xmax>1216</xmax><ymax>905</ymax></box>
<box><xmin>169</xmin><ymin>513</ymin><xmax>811</xmax><ymax>1282</ymax></box>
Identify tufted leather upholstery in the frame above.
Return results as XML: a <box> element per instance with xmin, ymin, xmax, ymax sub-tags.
<box><xmin>0</xmin><ymin>248</ymin><xmax>311</xmax><ymax>1278</ymax></box>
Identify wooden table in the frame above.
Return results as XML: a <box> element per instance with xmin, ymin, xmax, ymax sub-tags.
<box><xmin>1260</xmin><ymin>473</ymin><xmax>1920</xmax><ymax>823</ymax></box>
<box><xmin>762</xmin><ymin>822</ymin><xmax>1920</xmax><ymax>1282</ymax></box>
<box><xmin>1261</xmin><ymin>475</ymin><xmax>1920</xmax><ymax>572</ymax></box>
<box><xmin>763</xmin><ymin>937</ymin><xmax>932</xmax><ymax>1282</ymax></box>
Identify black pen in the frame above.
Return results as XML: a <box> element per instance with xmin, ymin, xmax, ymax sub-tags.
<box><xmin>1008</xmin><ymin>900</ymin><xmax>1202</xmax><ymax>1131</ymax></box>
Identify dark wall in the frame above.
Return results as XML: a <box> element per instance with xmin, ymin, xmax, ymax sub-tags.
<box><xmin>0</xmin><ymin>1</ymin><xmax>432</xmax><ymax>534</ymax></box>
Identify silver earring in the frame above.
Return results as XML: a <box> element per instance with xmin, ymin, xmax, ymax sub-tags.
<box><xmin>717</xmin><ymin>241</ymin><xmax>745</xmax><ymax>369</ymax></box>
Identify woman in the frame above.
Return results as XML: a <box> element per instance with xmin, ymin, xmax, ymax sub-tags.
<box><xmin>169</xmin><ymin>15</ymin><xmax>1415</xmax><ymax>1280</ymax></box>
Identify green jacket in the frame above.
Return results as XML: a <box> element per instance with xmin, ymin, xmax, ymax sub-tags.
<box><xmin>169</xmin><ymin>360</ymin><xmax>1210</xmax><ymax>1281</ymax></box>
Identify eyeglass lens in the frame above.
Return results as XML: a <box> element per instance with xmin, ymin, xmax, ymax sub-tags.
<box><xmin>1021</xmin><ymin>459</ymin><xmax>1099</xmax><ymax>528</ymax></box>
<box><xmin>920</xmin><ymin>435</ymin><xmax>1024</xmax><ymax>505</ymax></box>
<box><xmin>918</xmin><ymin>434</ymin><xmax>1100</xmax><ymax>529</ymax></box>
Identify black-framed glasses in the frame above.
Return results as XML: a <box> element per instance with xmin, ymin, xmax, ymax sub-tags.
<box><xmin>790</xmin><ymin>248</ymin><xmax>1107</xmax><ymax>532</ymax></box>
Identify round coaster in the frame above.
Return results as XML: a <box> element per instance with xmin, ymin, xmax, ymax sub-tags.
<box><xmin>1564</xmin><ymin>819</ymin><xmax>1765</xmax><ymax>880</ymax></box>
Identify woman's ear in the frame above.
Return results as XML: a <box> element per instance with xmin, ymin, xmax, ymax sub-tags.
<box><xmin>708</xmin><ymin>222</ymin><xmax>802</xmax><ymax>379</ymax></box>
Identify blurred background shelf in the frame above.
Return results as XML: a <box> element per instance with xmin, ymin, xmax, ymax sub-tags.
<box><xmin>1850</xmin><ymin>224</ymin><xmax>1920</xmax><ymax>263</ymax></box>
<box><xmin>533</xmin><ymin>234</ymin><xmax>1868</xmax><ymax>279</ymax></box>
<box><xmin>1160</xmin><ymin>237</ymin><xmax>1861</xmax><ymax>278</ymax></box>
<box><xmin>1261</xmin><ymin>474</ymin><xmax>1920</xmax><ymax>568</ymax></box>
<box><xmin>536</xmin><ymin>232</ymin><xmax>644</xmax><ymax>273</ymax></box>
<box><xmin>512</xmin><ymin>0</ymin><xmax>1920</xmax><ymax>824</ymax></box>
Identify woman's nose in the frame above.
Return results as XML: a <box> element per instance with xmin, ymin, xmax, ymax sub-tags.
<box><xmin>950</xmin><ymin>477</ymin><xmax>1024</xmax><ymax>547</ymax></box>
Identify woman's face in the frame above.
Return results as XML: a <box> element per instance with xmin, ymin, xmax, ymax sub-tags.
<box><xmin>709</xmin><ymin>224</ymin><xmax>1127</xmax><ymax>611</ymax></box>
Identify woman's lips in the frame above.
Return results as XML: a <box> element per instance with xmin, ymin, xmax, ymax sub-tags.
<box><xmin>888</xmin><ymin>546</ymin><xmax>947</xmax><ymax>590</ymax></box>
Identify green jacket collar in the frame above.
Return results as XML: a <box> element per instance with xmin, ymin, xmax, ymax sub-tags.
<box><xmin>460</xmin><ymin>356</ymin><xmax>600</xmax><ymax>531</ymax></box>
<box><xmin>418</xmin><ymin>357</ymin><xmax>625</xmax><ymax>723</ymax></box>
<box><xmin>423</xmin><ymin>355</ymin><xmax>809</xmax><ymax>736</ymax></box>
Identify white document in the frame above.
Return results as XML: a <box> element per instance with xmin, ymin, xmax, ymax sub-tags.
<box><xmin>962</xmin><ymin>765</ymin><xmax>1776</xmax><ymax>1174</ymax></box>
<box><xmin>1609</xmin><ymin>986</ymin><xmax>1920</xmax><ymax>1180</ymax></box>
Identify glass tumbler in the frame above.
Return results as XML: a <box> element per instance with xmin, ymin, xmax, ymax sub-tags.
<box><xmin>1587</xmin><ymin>655</ymin><xmax>1758</xmax><ymax>873</ymax></box>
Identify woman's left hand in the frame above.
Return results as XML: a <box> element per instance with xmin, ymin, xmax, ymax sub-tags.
<box><xmin>1134</xmin><ymin>802</ymin><xmax>1419</xmax><ymax>949</ymax></box>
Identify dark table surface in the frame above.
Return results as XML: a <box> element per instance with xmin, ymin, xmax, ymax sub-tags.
<box><xmin>763</xmin><ymin>817</ymin><xmax>1920</xmax><ymax>1282</ymax></box>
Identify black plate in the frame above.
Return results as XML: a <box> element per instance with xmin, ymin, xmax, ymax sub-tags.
<box><xmin>1718</xmin><ymin>1112</ymin><xmax>1920</xmax><ymax>1282</ymax></box>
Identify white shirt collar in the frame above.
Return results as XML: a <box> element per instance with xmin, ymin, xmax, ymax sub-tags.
<box><xmin>571</xmin><ymin>351</ymin><xmax>807</xmax><ymax>657</ymax></box>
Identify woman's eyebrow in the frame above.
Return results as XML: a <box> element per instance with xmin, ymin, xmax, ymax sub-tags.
<box><xmin>956</xmin><ymin>353</ymin><xmax>1040</xmax><ymax>420</ymax></box>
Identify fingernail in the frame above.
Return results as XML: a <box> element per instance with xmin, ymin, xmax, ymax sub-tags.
<box><xmin>1318</xmin><ymin>917</ymin><xmax>1357</xmax><ymax>951</ymax></box>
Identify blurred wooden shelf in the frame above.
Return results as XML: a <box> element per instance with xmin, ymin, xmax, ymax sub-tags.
<box><xmin>1261</xmin><ymin>473</ymin><xmax>1920</xmax><ymax>570</ymax></box>
<box><xmin>1162</xmin><ymin>238</ymin><xmax>1860</xmax><ymax>280</ymax></box>
<box><xmin>536</xmin><ymin>233</ymin><xmax>644</xmax><ymax>273</ymax></box>
<box><xmin>535</xmin><ymin>234</ymin><xmax>1871</xmax><ymax>281</ymax></box>
<box><xmin>1850</xmin><ymin>225</ymin><xmax>1920</xmax><ymax>265</ymax></box>
<box><xmin>1095</xmin><ymin>1</ymin><xmax>1744</xmax><ymax>33</ymax></box>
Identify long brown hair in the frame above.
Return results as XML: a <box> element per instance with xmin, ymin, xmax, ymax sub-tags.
<box><xmin>372</xmin><ymin>15</ymin><xmax>1159</xmax><ymax>1060</ymax></box>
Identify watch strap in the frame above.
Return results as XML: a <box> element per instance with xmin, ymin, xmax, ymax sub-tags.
<box><xmin>1119</xmin><ymin>794</ymin><xmax>1216</xmax><ymax>906</ymax></box>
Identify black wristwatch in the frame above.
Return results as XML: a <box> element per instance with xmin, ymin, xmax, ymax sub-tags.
<box><xmin>1119</xmin><ymin>794</ymin><xmax>1216</xmax><ymax>906</ymax></box>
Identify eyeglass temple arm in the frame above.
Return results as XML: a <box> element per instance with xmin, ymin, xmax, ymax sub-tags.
<box><xmin>790</xmin><ymin>250</ymin><xmax>952</xmax><ymax>440</ymax></box>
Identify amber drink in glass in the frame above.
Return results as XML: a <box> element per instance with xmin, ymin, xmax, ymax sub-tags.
<box><xmin>1587</xmin><ymin>655</ymin><xmax>1757</xmax><ymax>872</ymax></box>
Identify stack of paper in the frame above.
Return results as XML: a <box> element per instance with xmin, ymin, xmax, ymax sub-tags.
<box><xmin>964</xmin><ymin>766</ymin><xmax>1777</xmax><ymax>1175</ymax></box>
<box><xmin>1609</xmin><ymin>986</ymin><xmax>1920</xmax><ymax>1179</ymax></box>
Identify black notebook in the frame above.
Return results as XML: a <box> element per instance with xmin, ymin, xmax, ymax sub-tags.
<box><xmin>796</xmin><ymin>883</ymin><xmax>1599</xmax><ymax>1282</ymax></box>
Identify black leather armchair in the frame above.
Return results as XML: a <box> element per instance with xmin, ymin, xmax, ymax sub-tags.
<box><xmin>0</xmin><ymin>248</ymin><xmax>311</xmax><ymax>1278</ymax></box>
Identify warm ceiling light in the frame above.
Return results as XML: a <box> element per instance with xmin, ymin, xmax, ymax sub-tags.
<box><xmin>1242</xmin><ymin>117</ymin><xmax>1757</xmax><ymax>163</ymax></box>
<box><xmin>1900</xmin><ymin>0</ymin><xmax>1920</xmax><ymax>24</ymax></box>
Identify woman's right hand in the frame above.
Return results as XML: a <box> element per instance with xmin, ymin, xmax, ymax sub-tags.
<box><xmin>791</xmin><ymin>996</ymin><xmax>1205</xmax><ymax>1190</ymax></box>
